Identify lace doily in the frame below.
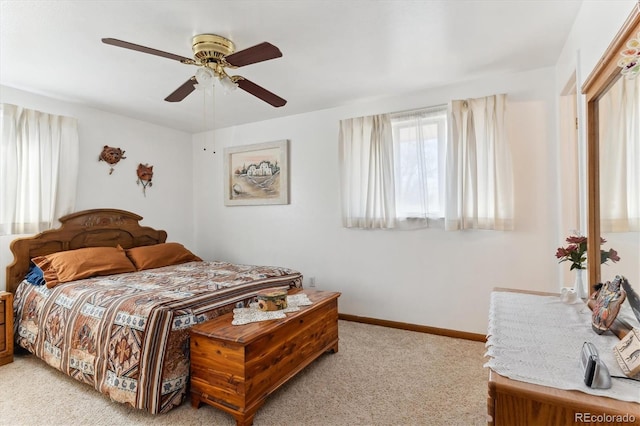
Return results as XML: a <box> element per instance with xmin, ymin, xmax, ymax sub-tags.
<box><xmin>232</xmin><ymin>293</ymin><xmax>313</xmax><ymax>325</ymax></box>
<box><xmin>485</xmin><ymin>291</ymin><xmax>640</xmax><ymax>403</ymax></box>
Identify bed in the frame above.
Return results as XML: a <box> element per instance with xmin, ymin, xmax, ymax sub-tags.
<box><xmin>5</xmin><ymin>208</ymin><xmax>303</xmax><ymax>414</ymax></box>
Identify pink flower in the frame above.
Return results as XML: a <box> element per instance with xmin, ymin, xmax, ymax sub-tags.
<box><xmin>555</xmin><ymin>247</ymin><xmax>570</xmax><ymax>258</ymax></box>
<box><xmin>609</xmin><ymin>249</ymin><xmax>620</xmax><ymax>262</ymax></box>
<box><xmin>555</xmin><ymin>233</ymin><xmax>620</xmax><ymax>270</ymax></box>
<box><xmin>566</xmin><ymin>236</ymin><xmax>587</xmax><ymax>244</ymax></box>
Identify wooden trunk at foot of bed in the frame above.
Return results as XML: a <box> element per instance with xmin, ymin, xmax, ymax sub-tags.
<box><xmin>6</xmin><ymin>209</ymin><xmax>167</xmax><ymax>294</ymax></box>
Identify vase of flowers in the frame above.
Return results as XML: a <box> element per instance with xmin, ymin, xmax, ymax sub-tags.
<box><xmin>555</xmin><ymin>234</ymin><xmax>620</xmax><ymax>300</ymax></box>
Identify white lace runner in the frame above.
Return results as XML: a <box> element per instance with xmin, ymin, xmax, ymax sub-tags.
<box><xmin>232</xmin><ymin>293</ymin><xmax>313</xmax><ymax>325</ymax></box>
<box><xmin>485</xmin><ymin>291</ymin><xmax>640</xmax><ymax>403</ymax></box>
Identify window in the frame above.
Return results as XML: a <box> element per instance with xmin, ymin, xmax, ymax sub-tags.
<box><xmin>391</xmin><ymin>106</ymin><xmax>447</xmax><ymax>222</ymax></box>
<box><xmin>0</xmin><ymin>104</ymin><xmax>79</xmax><ymax>235</ymax></box>
<box><xmin>338</xmin><ymin>94</ymin><xmax>512</xmax><ymax>230</ymax></box>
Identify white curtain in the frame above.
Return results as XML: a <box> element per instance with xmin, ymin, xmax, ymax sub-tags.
<box><xmin>339</xmin><ymin>114</ymin><xmax>396</xmax><ymax>228</ymax></box>
<box><xmin>445</xmin><ymin>94</ymin><xmax>513</xmax><ymax>230</ymax></box>
<box><xmin>0</xmin><ymin>104</ymin><xmax>79</xmax><ymax>235</ymax></box>
<box><xmin>391</xmin><ymin>106</ymin><xmax>447</xmax><ymax>228</ymax></box>
<box><xmin>599</xmin><ymin>76</ymin><xmax>640</xmax><ymax>232</ymax></box>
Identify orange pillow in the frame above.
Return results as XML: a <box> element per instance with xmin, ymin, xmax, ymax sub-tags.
<box><xmin>32</xmin><ymin>246</ymin><xmax>136</xmax><ymax>289</ymax></box>
<box><xmin>125</xmin><ymin>243</ymin><xmax>201</xmax><ymax>271</ymax></box>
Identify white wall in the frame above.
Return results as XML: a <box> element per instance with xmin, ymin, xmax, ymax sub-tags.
<box><xmin>192</xmin><ymin>67</ymin><xmax>561</xmax><ymax>335</ymax></box>
<box><xmin>0</xmin><ymin>85</ymin><xmax>194</xmax><ymax>291</ymax></box>
<box><xmin>556</xmin><ymin>0</ymin><xmax>637</xmax><ymax>87</ymax></box>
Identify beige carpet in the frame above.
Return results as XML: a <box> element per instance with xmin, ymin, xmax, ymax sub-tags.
<box><xmin>0</xmin><ymin>320</ymin><xmax>488</xmax><ymax>426</ymax></box>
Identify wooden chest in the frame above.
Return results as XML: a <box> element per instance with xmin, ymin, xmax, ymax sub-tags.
<box><xmin>0</xmin><ymin>291</ymin><xmax>14</xmax><ymax>366</ymax></box>
<box><xmin>190</xmin><ymin>290</ymin><xmax>340</xmax><ymax>426</ymax></box>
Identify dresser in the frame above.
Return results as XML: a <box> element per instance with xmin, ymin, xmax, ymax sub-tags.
<box><xmin>486</xmin><ymin>288</ymin><xmax>639</xmax><ymax>425</ymax></box>
<box><xmin>0</xmin><ymin>291</ymin><xmax>14</xmax><ymax>366</ymax></box>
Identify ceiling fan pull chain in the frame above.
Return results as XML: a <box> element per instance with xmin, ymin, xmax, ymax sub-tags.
<box><xmin>202</xmin><ymin>84</ymin><xmax>215</xmax><ymax>132</ymax></box>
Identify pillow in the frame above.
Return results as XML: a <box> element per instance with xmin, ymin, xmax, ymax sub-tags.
<box><xmin>125</xmin><ymin>243</ymin><xmax>202</xmax><ymax>271</ymax></box>
<box><xmin>25</xmin><ymin>263</ymin><xmax>45</xmax><ymax>286</ymax></box>
<box><xmin>32</xmin><ymin>246</ymin><xmax>136</xmax><ymax>289</ymax></box>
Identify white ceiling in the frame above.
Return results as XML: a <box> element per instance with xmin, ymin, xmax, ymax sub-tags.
<box><xmin>1</xmin><ymin>0</ymin><xmax>583</xmax><ymax>133</ymax></box>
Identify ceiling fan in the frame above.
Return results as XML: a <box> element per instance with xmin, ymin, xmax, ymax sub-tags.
<box><xmin>102</xmin><ymin>34</ymin><xmax>286</xmax><ymax>107</ymax></box>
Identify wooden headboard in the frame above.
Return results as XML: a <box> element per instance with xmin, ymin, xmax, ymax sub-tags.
<box><xmin>5</xmin><ymin>209</ymin><xmax>167</xmax><ymax>293</ymax></box>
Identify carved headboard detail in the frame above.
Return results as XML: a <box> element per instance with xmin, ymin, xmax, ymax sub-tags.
<box><xmin>6</xmin><ymin>209</ymin><xmax>167</xmax><ymax>293</ymax></box>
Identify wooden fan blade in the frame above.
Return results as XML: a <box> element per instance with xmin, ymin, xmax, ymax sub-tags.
<box><xmin>165</xmin><ymin>77</ymin><xmax>197</xmax><ymax>102</ymax></box>
<box><xmin>236</xmin><ymin>78</ymin><xmax>287</xmax><ymax>107</ymax></box>
<box><xmin>102</xmin><ymin>38</ymin><xmax>193</xmax><ymax>63</ymax></box>
<box><xmin>225</xmin><ymin>42</ymin><xmax>282</xmax><ymax>67</ymax></box>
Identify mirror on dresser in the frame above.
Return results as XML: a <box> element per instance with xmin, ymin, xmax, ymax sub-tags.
<box><xmin>582</xmin><ymin>6</ymin><xmax>640</xmax><ymax>293</ymax></box>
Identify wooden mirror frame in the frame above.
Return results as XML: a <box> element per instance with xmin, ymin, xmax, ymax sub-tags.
<box><xmin>582</xmin><ymin>6</ymin><xmax>640</xmax><ymax>293</ymax></box>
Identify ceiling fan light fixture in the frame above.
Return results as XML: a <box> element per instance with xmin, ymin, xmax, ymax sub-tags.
<box><xmin>220</xmin><ymin>75</ymin><xmax>238</xmax><ymax>93</ymax></box>
<box><xmin>195</xmin><ymin>67</ymin><xmax>215</xmax><ymax>87</ymax></box>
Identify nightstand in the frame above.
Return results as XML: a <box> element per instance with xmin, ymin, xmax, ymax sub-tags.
<box><xmin>0</xmin><ymin>292</ymin><xmax>14</xmax><ymax>366</ymax></box>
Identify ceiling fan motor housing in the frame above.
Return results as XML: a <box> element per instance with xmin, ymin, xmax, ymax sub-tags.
<box><xmin>192</xmin><ymin>34</ymin><xmax>235</xmax><ymax>64</ymax></box>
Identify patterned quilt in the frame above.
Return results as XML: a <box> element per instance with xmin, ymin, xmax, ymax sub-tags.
<box><xmin>13</xmin><ymin>261</ymin><xmax>302</xmax><ymax>414</ymax></box>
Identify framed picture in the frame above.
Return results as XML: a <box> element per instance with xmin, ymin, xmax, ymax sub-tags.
<box><xmin>224</xmin><ymin>139</ymin><xmax>289</xmax><ymax>206</ymax></box>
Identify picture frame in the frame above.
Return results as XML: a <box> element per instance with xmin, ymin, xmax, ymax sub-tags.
<box><xmin>224</xmin><ymin>139</ymin><xmax>289</xmax><ymax>206</ymax></box>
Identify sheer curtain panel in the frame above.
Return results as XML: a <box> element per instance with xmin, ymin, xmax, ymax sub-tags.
<box><xmin>339</xmin><ymin>114</ymin><xmax>396</xmax><ymax>229</ymax></box>
<box><xmin>390</xmin><ymin>106</ymin><xmax>447</xmax><ymax>228</ymax></box>
<box><xmin>445</xmin><ymin>94</ymin><xmax>513</xmax><ymax>231</ymax></box>
<box><xmin>0</xmin><ymin>104</ymin><xmax>79</xmax><ymax>235</ymax></box>
<box><xmin>598</xmin><ymin>76</ymin><xmax>639</xmax><ymax>232</ymax></box>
